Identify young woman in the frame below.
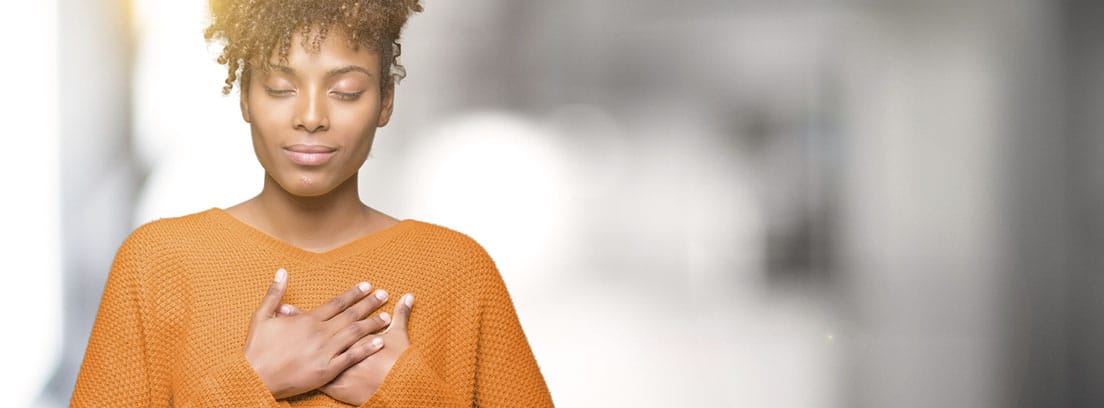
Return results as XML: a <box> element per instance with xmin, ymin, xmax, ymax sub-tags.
<box><xmin>70</xmin><ymin>0</ymin><xmax>553</xmax><ymax>406</ymax></box>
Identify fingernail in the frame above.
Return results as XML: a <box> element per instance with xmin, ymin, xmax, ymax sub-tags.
<box><xmin>380</xmin><ymin>312</ymin><xmax>391</xmax><ymax>323</ymax></box>
<box><xmin>274</xmin><ymin>268</ymin><xmax>287</xmax><ymax>283</ymax></box>
<box><xmin>371</xmin><ymin>337</ymin><xmax>383</xmax><ymax>347</ymax></box>
<box><xmin>279</xmin><ymin>304</ymin><xmax>292</xmax><ymax>315</ymax></box>
<box><xmin>404</xmin><ymin>294</ymin><xmax>414</xmax><ymax>307</ymax></box>
<box><xmin>358</xmin><ymin>282</ymin><xmax>371</xmax><ymax>293</ymax></box>
<box><xmin>375</xmin><ymin>290</ymin><xmax>388</xmax><ymax>301</ymax></box>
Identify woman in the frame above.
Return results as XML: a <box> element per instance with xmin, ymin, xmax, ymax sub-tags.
<box><xmin>70</xmin><ymin>0</ymin><xmax>553</xmax><ymax>406</ymax></box>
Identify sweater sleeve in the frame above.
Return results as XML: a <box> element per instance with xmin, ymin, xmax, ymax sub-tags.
<box><xmin>71</xmin><ymin>230</ymin><xmax>156</xmax><ymax>407</ymax></box>
<box><xmin>71</xmin><ymin>226</ymin><xmax>289</xmax><ymax>408</ymax></box>
<box><xmin>172</xmin><ymin>352</ymin><xmax>292</xmax><ymax>407</ymax></box>
<box><xmin>467</xmin><ymin>254</ymin><xmax>554</xmax><ymax>407</ymax></box>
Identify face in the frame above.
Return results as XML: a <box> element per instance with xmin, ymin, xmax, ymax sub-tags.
<box><xmin>241</xmin><ymin>29</ymin><xmax>394</xmax><ymax>197</ymax></box>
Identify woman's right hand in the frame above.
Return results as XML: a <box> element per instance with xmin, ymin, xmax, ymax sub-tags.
<box><xmin>244</xmin><ymin>268</ymin><xmax>391</xmax><ymax>400</ymax></box>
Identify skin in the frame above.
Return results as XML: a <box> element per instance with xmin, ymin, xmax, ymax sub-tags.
<box><xmin>278</xmin><ymin>293</ymin><xmax>416</xmax><ymax>405</ymax></box>
<box><xmin>227</xmin><ymin>28</ymin><xmax>414</xmax><ymax>404</ymax></box>
<box><xmin>228</xmin><ymin>28</ymin><xmax>396</xmax><ymax>252</ymax></box>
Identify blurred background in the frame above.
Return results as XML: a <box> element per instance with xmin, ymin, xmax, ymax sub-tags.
<box><xmin>2</xmin><ymin>0</ymin><xmax>1102</xmax><ymax>407</ymax></box>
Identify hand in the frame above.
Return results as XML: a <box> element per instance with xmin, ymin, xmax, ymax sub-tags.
<box><xmin>244</xmin><ymin>268</ymin><xmax>391</xmax><ymax>400</ymax></box>
<box><xmin>323</xmin><ymin>293</ymin><xmax>415</xmax><ymax>405</ymax></box>
<box><xmin>279</xmin><ymin>293</ymin><xmax>416</xmax><ymax>405</ymax></box>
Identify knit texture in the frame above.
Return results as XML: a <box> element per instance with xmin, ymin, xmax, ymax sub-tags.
<box><xmin>71</xmin><ymin>208</ymin><xmax>553</xmax><ymax>407</ymax></box>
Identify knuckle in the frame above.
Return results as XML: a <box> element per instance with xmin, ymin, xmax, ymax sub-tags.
<box><xmin>346</xmin><ymin>323</ymin><xmax>366</xmax><ymax>337</ymax></box>
<box><xmin>356</xmin><ymin>342</ymin><xmax>374</xmax><ymax>356</ymax></box>
<box><xmin>348</xmin><ymin>302</ymin><xmax>368</xmax><ymax>317</ymax></box>
<box><xmin>341</xmin><ymin>352</ymin><xmax>358</xmax><ymax>367</ymax></box>
<box><xmin>329</xmin><ymin>297</ymin><xmax>348</xmax><ymax>311</ymax></box>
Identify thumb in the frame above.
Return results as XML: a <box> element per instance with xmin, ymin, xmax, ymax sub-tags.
<box><xmin>391</xmin><ymin>293</ymin><xmax>414</xmax><ymax>333</ymax></box>
<box><xmin>254</xmin><ymin>268</ymin><xmax>288</xmax><ymax>320</ymax></box>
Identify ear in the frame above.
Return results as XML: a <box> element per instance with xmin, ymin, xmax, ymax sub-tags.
<box><xmin>376</xmin><ymin>85</ymin><xmax>395</xmax><ymax>128</ymax></box>
<box><xmin>240</xmin><ymin>86</ymin><xmax>252</xmax><ymax>123</ymax></box>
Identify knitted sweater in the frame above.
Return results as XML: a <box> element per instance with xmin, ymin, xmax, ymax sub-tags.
<box><xmin>71</xmin><ymin>208</ymin><xmax>553</xmax><ymax>407</ymax></box>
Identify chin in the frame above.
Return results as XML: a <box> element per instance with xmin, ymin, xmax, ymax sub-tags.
<box><xmin>275</xmin><ymin>173</ymin><xmax>339</xmax><ymax>197</ymax></box>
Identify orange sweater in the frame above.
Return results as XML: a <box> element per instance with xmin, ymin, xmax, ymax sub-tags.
<box><xmin>71</xmin><ymin>208</ymin><xmax>553</xmax><ymax>407</ymax></box>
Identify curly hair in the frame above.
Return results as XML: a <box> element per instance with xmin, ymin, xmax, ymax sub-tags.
<box><xmin>204</xmin><ymin>0</ymin><xmax>423</xmax><ymax>95</ymax></box>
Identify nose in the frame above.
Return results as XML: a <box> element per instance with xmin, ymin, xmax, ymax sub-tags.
<box><xmin>293</xmin><ymin>89</ymin><xmax>329</xmax><ymax>133</ymax></box>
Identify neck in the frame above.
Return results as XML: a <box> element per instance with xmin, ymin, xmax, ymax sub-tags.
<box><xmin>249</xmin><ymin>172</ymin><xmax>371</xmax><ymax>252</ymax></box>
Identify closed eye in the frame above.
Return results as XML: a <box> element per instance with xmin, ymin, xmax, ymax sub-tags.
<box><xmin>332</xmin><ymin>91</ymin><xmax>364</xmax><ymax>101</ymax></box>
<box><xmin>264</xmin><ymin>86</ymin><xmax>294</xmax><ymax>97</ymax></box>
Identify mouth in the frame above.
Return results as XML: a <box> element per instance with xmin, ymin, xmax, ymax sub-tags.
<box><xmin>284</xmin><ymin>144</ymin><xmax>337</xmax><ymax>166</ymax></box>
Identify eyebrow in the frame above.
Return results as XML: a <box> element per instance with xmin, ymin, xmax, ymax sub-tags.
<box><xmin>270</xmin><ymin>65</ymin><xmax>375</xmax><ymax>79</ymax></box>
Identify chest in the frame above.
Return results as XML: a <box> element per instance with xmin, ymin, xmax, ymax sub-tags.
<box><xmin>147</xmin><ymin>250</ymin><xmax>477</xmax><ymax>369</ymax></box>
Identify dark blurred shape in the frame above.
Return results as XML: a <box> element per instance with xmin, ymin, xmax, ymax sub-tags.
<box><xmin>1007</xmin><ymin>0</ymin><xmax>1104</xmax><ymax>406</ymax></box>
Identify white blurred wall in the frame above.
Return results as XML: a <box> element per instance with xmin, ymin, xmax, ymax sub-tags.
<box><xmin>0</xmin><ymin>1</ymin><xmax>62</xmax><ymax>407</ymax></box>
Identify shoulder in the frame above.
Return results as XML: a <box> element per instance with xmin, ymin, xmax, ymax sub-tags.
<box><xmin>392</xmin><ymin>220</ymin><xmax>500</xmax><ymax>279</ymax></box>
<box><xmin>399</xmin><ymin>220</ymin><xmax>504</xmax><ymax>285</ymax></box>
<box><xmin>400</xmin><ymin>220</ymin><xmax>494</xmax><ymax>264</ymax></box>
<box><xmin>115</xmin><ymin>208</ymin><xmax>224</xmax><ymax>261</ymax></box>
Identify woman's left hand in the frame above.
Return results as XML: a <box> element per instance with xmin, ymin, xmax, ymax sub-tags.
<box><xmin>279</xmin><ymin>293</ymin><xmax>415</xmax><ymax>405</ymax></box>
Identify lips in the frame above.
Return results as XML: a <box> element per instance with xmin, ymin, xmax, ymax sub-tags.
<box><xmin>284</xmin><ymin>144</ymin><xmax>337</xmax><ymax>166</ymax></box>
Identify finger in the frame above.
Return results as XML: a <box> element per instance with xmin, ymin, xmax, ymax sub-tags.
<box><xmin>333</xmin><ymin>335</ymin><xmax>384</xmax><ymax>371</ymax></box>
<box><xmin>312</xmin><ymin>282</ymin><xmax>371</xmax><ymax>320</ymax></box>
<box><xmin>329</xmin><ymin>289</ymin><xmax>388</xmax><ymax>325</ymax></box>
<box><xmin>327</xmin><ymin>314</ymin><xmax>391</xmax><ymax>355</ymax></box>
<box><xmin>389</xmin><ymin>293</ymin><xmax>414</xmax><ymax>334</ymax></box>
<box><xmin>276</xmin><ymin>303</ymin><xmax>302</xmax><ymax>317</ymax></box>
<box><xmin>254</xmin><ymin>268</ymin><xmax>288</xmax><ymax>321</ymax></box>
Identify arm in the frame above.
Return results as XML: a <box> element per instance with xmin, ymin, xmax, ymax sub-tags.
<box><xmin>70</xmin><ymin>231</ymin><xmax>157</xmax><ymax>407</ymax></box>
<box><xmin>70</xmin><ymin>230</ymin><xmax>292</xmax><ymax>407</ymax></box>
<box><xmin>172</xmin><ymin>352</ymin><xmax>293</xmax><ymax>407</ymax></box>
<box><xmin>468</xmin><ymin>256</ymin><xmax>554</xmax><ymax>407</ymax></box>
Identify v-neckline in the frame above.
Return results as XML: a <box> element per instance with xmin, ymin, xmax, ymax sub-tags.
<box><xmin>205</xmin><ymin>207</ymin><xmax>416</xmax><ymax>265</ymax></box>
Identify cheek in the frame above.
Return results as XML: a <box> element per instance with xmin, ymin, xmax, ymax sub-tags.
<box><xmin>251</xmin><ymin>101</ymin><xmax>292</xmax><ymax>130</ymax></box>
<box><xmin>248</xmin><ymin>102</ymin><xmax>294</xmax><ymax>148</ymax></box>
<box><xmin>247</xmin><ymin>114</ymin><xmax>287</xmax><ymax>168</ymax></box>
<box><xmin>249</xmin><ymin>127</ymin><xmax>275</xmax><ymax>170</ymax></box>
<box><xmin>334</xmin><ymin>106</ymin><xmax>381</xmax><ymax>142</ymax></box>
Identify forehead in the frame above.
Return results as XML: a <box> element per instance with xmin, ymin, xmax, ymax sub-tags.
<box><xmin>264</xmin><ymin>28</ymin><xmax>382</xmax><ymax>74</ymax></box>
